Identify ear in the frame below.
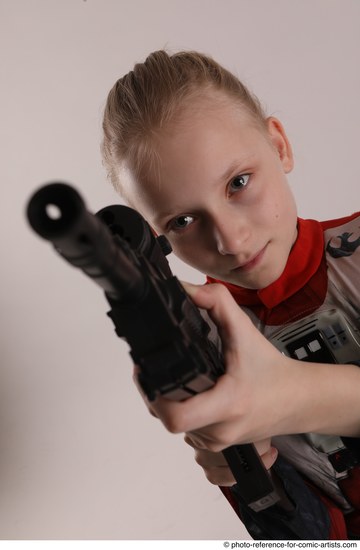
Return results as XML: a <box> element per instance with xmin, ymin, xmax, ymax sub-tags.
<box><xmin>266</xmin><ymin>117</ymin><xmax>294</xmax><ymax>173</ymax></box>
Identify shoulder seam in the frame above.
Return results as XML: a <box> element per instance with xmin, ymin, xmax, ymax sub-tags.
<box><xmin>320</xmin><ymin>212</ymin><xmax>360</xmax><ymax>231</ymax></box>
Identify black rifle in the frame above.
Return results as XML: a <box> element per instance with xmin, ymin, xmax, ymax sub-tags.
<box><xmin>26</xmin><ymin>181</ymin><xmax>281</xmax><ymax>512</ymax></box>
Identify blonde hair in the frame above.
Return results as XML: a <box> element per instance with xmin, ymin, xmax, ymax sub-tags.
<box><xmin>101</xmin><ymin>50</ymin><xmax>267</xmax><ymax>195</ymax></box>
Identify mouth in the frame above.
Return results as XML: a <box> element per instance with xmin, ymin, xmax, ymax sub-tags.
<box><xmin>231</xmin><ymin>244</ymin><xmax>268</xmax><ymax>273</ymax></box>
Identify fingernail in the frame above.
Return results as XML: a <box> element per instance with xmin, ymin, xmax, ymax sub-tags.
<box><xmin>181</xmin><ymin>281</ymin><xmax>197</xmax><ymax>295</ymax></box>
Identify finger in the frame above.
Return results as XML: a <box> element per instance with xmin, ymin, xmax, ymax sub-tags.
<box><xmin>148</xmin><ymin>379</ymin><xmax>243</xmax><ymax>437</ymax></box>
<box><xmin>148</xmin><ymin>406</ymin><xmax>159</xmax><ymax>418</ymax></box>
<box><xmin>194</xmin><ymin>450</ymin><xmax>229</xmax><ymax>469</ymax></box>
<box><xmin>260</xmin><ymin>446</ymin><xmax>278</xmax><ymax>470</ymax></box>
<box><xmin>182</xmin><ymin>282</ymin><xmax>254</xmax><ymax>353</ymax></box>
<box><xmin>254</xmin><ymin>438</ymin><xmax>272</xmax><ymax>456</ymax></box>
<box><xmin>203</xmin><ymin>466</ymin><xmax>236</xmax><ymax>486</ymax></box>
<box><xmin>184</xmin><ymin>434</ymin><xmax>207</xmax><ymax>450</ymax></box>
<box><xmin>194</xmin><ymin>446</ymin><xmax>277</xmax><ymax>485</ymax></box>
<box><xmin>185</xmin><ymin>439</ymin><xmax>236</xmax><ymax>486</ymax></box>
<box><xmin>185</xmin><ymin>436</ymin><xmax>229</xmax><ymax>466</ymax></box>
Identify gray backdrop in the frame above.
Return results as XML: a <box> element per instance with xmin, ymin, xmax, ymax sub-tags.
<box><xmin>1</xmin><ymin>0</ymin><xmax>359</xmax><ymax>540</ymax></box>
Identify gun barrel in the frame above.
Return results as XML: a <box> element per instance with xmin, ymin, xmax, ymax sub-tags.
<box><xmin>26</xmin><ymin>182</ymin><xmax>145</xmax><ymax>302</ymax></box>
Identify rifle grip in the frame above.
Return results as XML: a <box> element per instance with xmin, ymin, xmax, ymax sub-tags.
<box><xmin>222</xmin><ymin>444</ymin><xmax>280</xmax><ymax>512</ymax></box>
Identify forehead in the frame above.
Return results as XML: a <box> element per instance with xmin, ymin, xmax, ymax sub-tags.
<box><xmin>167</xmin><ymin>90</ymin><xmax>259</xmax><ymax>137</ymax></box>
<box><xmin>121</xmin><ymin>94</ymin><xmax>267</xmax><ymax>214</ymax></box>
<box><xmin>153</xmin><ymin>95</ymin><xmax>265</xmax><ymax>172</ymax></box>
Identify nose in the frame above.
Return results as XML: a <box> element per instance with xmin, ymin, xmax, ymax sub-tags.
<box><xmin>213</xmin><ymin>215</ymin><xmax>250</xmax><ymax>256</ymax></box>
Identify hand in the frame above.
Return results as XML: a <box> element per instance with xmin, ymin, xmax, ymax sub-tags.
<box><xmin>184</xmin><ymin>435</ymin><xmax>278</xmax><ymax>487</ymax></box>
<box><xmin>145</xmin><ymin>281</ymin><xmax>296</xmax><ymax>450</ymax></box>
<box><xmin>134</xmin><ymin>281</ymin><xmax>360</xmax><ymax>450</ymax></box>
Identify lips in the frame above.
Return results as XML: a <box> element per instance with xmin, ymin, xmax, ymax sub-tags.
<box><xmin>231</xmin><ymin>244</ymin><xmax>268</xmax><ymax>273</ymax></box>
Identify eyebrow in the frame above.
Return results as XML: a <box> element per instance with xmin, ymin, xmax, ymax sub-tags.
<box><xmin>219</xmin><ymin>156</ymin><xmax>254</xmax><ymax>184</ymax></box>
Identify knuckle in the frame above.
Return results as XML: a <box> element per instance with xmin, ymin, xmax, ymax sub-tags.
<box><xmin>211</xmin><ymin>283</ymin><xmax>229</xmax><ymax>299</ymax></box>
<box><xmin>163</xmin><ymin>414</ymin><xmax>185</xmax><ymax>434</ymax></box>
<box><xmin>204</xmin><ymin>468</ymin><xmax>221</xmax><ymax>485</ymax></box>
<box><xmin>209</xmin><ymin>426</ymin><xmax>238</xmax><ymax>451</ymax></box>
<box><xmin>194</xmin><ymin>453</ymin><xmax>204</xmax><ymax>466</ymax></box>
<box><xmin>164</xmin><ymin>419</ymin><xmax>181</xmax><ymax>434</ymax></box>
<box><xmin>205</xmin><ymin>441</ymin><xmax>223</xmax><ymax>453</ymax></box>
<box><xmin>204</xmin><ymin>467</ymin><xmax>234</xmax><ymax>486</ymax></box>
<box><xmin>148</xmin><ymin>406</ymin><xmax>158</xmax><ymax>418</ymax></box>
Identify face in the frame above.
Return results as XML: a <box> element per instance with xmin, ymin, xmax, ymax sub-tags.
<box><xmin>121</xmin><ymin>95</ymin><xmax>298</xmax><ymax>290</ymax></box>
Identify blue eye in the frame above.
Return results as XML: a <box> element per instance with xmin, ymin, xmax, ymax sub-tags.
<box><xmin>172</xmin><ymin>215</ymin><xmax>194</xmax><ymax>231</ymax></box>
<box><xmin>229</xmin><ymin>174</ymin><xmax>250</xmax><ymax>193</ymax></box>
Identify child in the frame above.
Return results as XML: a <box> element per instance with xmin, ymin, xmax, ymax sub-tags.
<box><xmin>101</xmin><ymin>50</ymin><xmax>360</xmax><ymax>540</ymax></box>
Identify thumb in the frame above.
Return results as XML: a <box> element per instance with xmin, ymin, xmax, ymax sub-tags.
<box><xmin>182</xmin><ymin>281</ymin><xmax>254</xmax><ymax>352</ymax></box>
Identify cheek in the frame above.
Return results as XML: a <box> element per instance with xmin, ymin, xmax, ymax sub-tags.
<box><xmin>171</xmin><ymin>241</ymin><xmax>197</xmax><ymax>263</ymax></box>
<box><xmin>266</xmin><ymin>179</ymin><xmax>297</xmax><ymax>226</ymax></box>
<box><xmin>273</xmin><ymin>189</ymin><xmax>298</xmax><ymax>244</ymax></box>
<box><xmin>170</xmin><ymin>238</ymin><xmax>210</xmax><ymax>272</ymax></box>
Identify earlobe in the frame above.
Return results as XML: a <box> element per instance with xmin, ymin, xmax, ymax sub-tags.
<box><xmin>266</xmin><ymin>117</ymin><xmax>294</xmax><ymax>173</ymax></box>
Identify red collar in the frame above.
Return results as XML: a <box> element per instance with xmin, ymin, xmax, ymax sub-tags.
<box><xmin>206</xmin><ymin>218</ymin><xmax>324</xmax><ymax>308</ymax></box>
